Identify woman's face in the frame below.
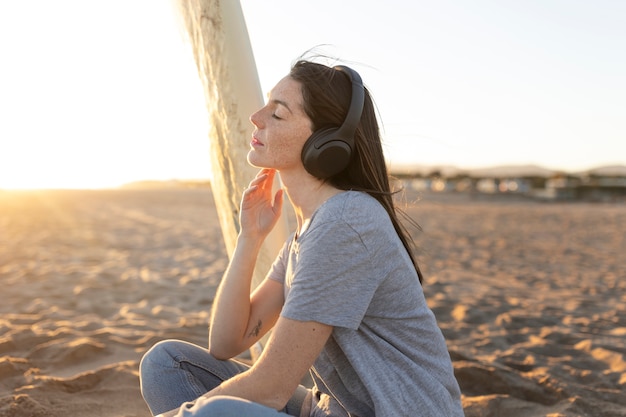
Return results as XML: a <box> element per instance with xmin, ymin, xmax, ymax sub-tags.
<box><xmin>248</xmin><ymin>76</ymin><xmax>313</xmax><ymax>173</ymax></box>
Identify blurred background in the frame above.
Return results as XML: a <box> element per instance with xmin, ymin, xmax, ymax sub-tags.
<box><xmin>1</xmin><ymin>0</ymin><xmax>624</xmax><ymax>189</ymax></box>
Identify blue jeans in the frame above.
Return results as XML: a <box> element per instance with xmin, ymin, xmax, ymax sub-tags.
<box><xmin>139</xmin><ymin>339</ymin><xmax>310</xmax><ymax>417</ymax></box>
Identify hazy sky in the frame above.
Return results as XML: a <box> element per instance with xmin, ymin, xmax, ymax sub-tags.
<box><xmin>1</xmin><ymin>0</ymin><xmax>624</xmax><ymax>189</ymax></box>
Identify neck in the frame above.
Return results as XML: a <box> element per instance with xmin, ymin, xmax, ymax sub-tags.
<box><xmin>279</xmin><ymin>170</ymin><xmax>342</xmax><ymax>234</ymax></box>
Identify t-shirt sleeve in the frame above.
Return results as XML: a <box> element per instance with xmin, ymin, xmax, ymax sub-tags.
<box><xmin>280</xmin><ymin>220</ymin><xmax>382</xmax><ymax>330</ymax></box>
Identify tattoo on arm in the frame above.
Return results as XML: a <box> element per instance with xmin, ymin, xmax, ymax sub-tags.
<box><xmin>248</xmin><ymin>320</ymin><xmax>262</xmax><ymax>338</ymax></box>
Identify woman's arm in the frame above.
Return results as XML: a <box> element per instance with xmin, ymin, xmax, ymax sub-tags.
<box><xmin>205</xmin><ymin>169</ymin><xmax>334</xmax><ymax>409</ymax></box>
<box><xmin>208</xmin><ymin>239</ymin><xmax>285</xmax><ymax>359</ymax></box>
<box><xmin>207</xmin><ymin>316</ymin><xmax>333</xmax><ymax>410</ymax></box>
<box><xmin>209</xmin><ymin>169</ymin><xmax>285</xmax><ymax>359</ymax></box>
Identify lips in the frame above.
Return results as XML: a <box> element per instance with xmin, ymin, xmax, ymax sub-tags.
<box><xmin>251</xmin><ymin>136</ymin><xmax>264</xmax><ymax>147</ymax></box>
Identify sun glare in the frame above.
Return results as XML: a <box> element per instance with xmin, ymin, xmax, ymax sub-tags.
<box><xmin>0</xmin><ymin>1</ymin><xmax>210</xmax><ymax>191</ymax></box>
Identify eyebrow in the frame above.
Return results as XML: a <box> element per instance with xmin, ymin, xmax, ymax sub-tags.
<box><xmin>269</xmin><ymin>98</ymin><xmax>293</xmax><ymax>114</ymax></box>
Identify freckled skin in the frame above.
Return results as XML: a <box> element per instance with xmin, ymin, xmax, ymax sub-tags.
<box><xmin>247</xmin><ymin>76</ymin><xmax>313</xmax><ymax>174</ymax></box>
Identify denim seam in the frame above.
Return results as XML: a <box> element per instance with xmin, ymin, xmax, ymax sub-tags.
<box><xmin>174</xmin><ymin>354</ymin><xmax>240</xmax><ymax>385</ymax></box>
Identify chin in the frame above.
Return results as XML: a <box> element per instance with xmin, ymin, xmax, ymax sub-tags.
<box><xmin>246</xmin><ymin>151</ymin><xmax>267</xmax><ymax>169</ymax></box>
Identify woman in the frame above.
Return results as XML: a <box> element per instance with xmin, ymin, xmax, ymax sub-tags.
<box><xmin>140</xmin><ymin>60</ymin><xmax>463</xmax><ymax>417</ymax></box>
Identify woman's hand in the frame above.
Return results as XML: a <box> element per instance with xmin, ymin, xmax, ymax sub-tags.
<box><xmin>239</xmin><ymin>169</ymin><xmax>284</xmax><ymax>240</ymax></box>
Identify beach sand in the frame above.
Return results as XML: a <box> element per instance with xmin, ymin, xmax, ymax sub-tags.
<box><xmin>1</xmin><ymin>187</ymin><xmax>624</xmax><ymax>416</ymax></box>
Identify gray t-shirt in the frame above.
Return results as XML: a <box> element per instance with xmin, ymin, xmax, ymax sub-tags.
<box><xmin>268</xmin><ymin>191</ymin><xmax>463</xmax><ymax>417</ymax></box>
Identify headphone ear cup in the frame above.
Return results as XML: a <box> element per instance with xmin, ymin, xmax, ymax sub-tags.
<box><xmin>302</xmin><ymin>127</ymin><xmax>352</xmax><ymax>179</ymax></box>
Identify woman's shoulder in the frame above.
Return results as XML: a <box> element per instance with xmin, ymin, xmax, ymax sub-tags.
<box><xmin>325</xmin><ymin>190</ymin><xmax>381</xmax><ymax>208</ymax></box>
<box><xmin>342</xmin><ymin>190</ymin><xmax>385</xmax><ymax>214</ymax></box>
<box><xmin>316</xmin><ymin>191</ymin><xmax>387</xmax><ymax>225</ymax></box>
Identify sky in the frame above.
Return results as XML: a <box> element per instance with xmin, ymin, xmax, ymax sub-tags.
<box><xmin>1</xmin><ymin>0</ymin><xmax>625</xmax><ymax>189</ymax></box>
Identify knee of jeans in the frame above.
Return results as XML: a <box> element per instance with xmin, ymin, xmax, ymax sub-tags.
<box><xmin>139</xmin><ymin>339</ymin><xmax>183</xmax><ymax>379</ymax></box>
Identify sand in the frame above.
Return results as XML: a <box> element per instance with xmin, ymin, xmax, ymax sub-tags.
<box><xmin>1</xmin><ymin>187</ymin><xmax>624</xmax><ymax>416</ymax></box>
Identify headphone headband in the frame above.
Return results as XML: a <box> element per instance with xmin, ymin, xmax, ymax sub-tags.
<box><xmin>301</xmin><ymin>65</ymin><xmax>365</xmax><ymax>179</ymax></box>
<box><xmin>333</xmin><ymin>65</ymin><xmax>365</xmax><ymax>142</ymax></box>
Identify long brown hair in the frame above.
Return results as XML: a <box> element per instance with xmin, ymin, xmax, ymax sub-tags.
<box><xmin>290</xmin><ymin>60</ymin><xmax>424</xmax><ymax>283</ymax></box>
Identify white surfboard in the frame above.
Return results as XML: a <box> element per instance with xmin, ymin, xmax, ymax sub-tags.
<box><xmin>175</xmin><ymin>0</ymin><xmax>289</xmax><ymax>358</ymax></box>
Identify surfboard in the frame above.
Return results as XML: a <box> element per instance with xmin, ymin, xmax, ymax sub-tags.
<box><xmin>175</xmin><ymin>0</ymin><xmax>289</xmax><ymax>358</ymax></box>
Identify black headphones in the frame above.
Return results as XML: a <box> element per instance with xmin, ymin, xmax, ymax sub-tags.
<box><xmin>301</xmin><ymin>65</ymin><xmax>365</xmax><ymax>179</ymax></box>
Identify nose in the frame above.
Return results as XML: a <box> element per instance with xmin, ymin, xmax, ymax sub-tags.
<box><xmin>249</xmin><ymin>108</ymin><xmax>262</xmax><ymax>128</ymax></box>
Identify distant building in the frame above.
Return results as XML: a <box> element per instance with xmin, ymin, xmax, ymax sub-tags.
<box><xmin>390</xmin><ymin>164</ymin><xmax>626</xmax><ymax>202</ymax></box>
<box><xmin>530</xmin><ymin>174</ymin><xmax>626</xmax><ymax>202</ymax></box>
